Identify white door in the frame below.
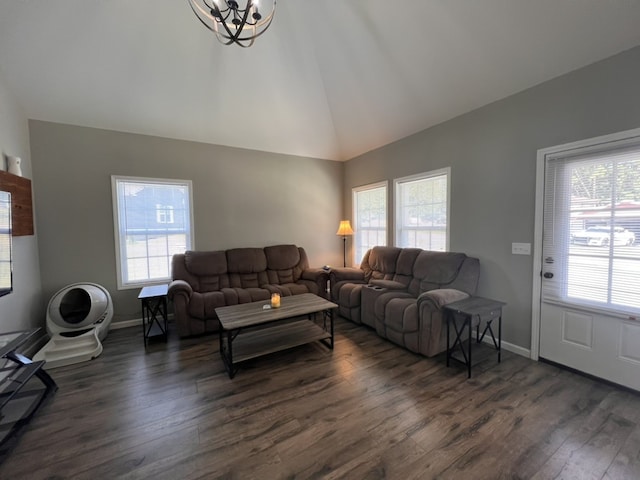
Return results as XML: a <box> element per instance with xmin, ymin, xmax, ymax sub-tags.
<box><xmin>538</xmin><ymin>134</ymin><xmax>640</xmax><ymax>391</ymax></box>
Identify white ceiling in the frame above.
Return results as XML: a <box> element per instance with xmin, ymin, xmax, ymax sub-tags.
<box><xmin>1</xmin><ymin>1</ymin><xmax>640</xmax><ymax>161</ymax></box>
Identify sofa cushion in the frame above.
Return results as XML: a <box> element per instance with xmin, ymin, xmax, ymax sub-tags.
<box><xmin>227</xmin><ymin>248</ymin><xmax>269</xmax><ymax>288</ymax></box>
<box><xmin>370</xmin><ymin>279</ymin><xmax>407</xmax><ymax>290</ymax></box>
<box><xmin>361</xmin><ymin>246</ymin><xmax>402</xmax><ymax>282</ymax></box>
<box><xmin>263</xmin><ymin>283</ymin><xmax>310</xmax><ymax>296</ymax></box>
<box><xmin>414</xmin><ymin>251</ymin><xmax>466</xmax><ymax>292</ymax></box>
<box><xmin>227</xmin><ymin>248</ymin><xmax>268</xmax><ymax>273</ymax></box>
<box><xmin>383</xmin><ymin>298</ymin><xmax>419</xmax><ymax>333</ymax></box>
<box><xmin>265</xmin><ymin>244</ymin><xmax>307</xmax><ymax>284</ymax></box>
<box><xmin>188</xmin><ymin>291</ymin><xmax>227</xmax><ymax>319</ymax></box>
<box><xmin>264</xmin><ymin>244</ymin><xmax>300</xmax><ymax>270</ymax></box>
<box><xmin>182</xmin><ymin>251</ymin><xmax>230</xmax><ymax>293</ymax></box>
<box><xmin>185</xmin><ymin>250</ymin><xmax>227</xmax><ymax>276</ymax></box>
<box><xmin>220</xmin><ymin>287</ymin><xmax>270</xmax><ymax>304</ymax></box>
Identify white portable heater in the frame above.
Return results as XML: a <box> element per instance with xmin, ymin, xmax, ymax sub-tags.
<box><xmin>33</xmin><ymin>282</ymin><xmax>113</xmax><ymax>368</ymax></box>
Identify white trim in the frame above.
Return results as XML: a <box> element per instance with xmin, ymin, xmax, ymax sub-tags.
<box><xmin>531</xmin><ymin>126</ymin><xmax>640</xmax><ymax>361</ymax></box>
<box><xmin>352</xmin><ymin>180</ymin><xmax>389</xmax><ymax>266</ymax></box>
<box><xmin>480</xmin><ymin>336</ymin><xmax>531</xmax><ymax>358</ymax></box>
<box><xmin>110</xmin><ymin>318</ymin><xmax>143</xmax><ymax>329</ymax></box>
<box><xmin>110</xmin><ymin>313</ymin><xmax>174</xmax><ymax>330</ymax></box>
<box><xmin>393</xmin><ymin>167</ymin><xmax>451</xmax><ymax>252</ymax></box>
<box><xmin>111</xmin><ymin>175</ymin><xmax>195</xmax><ymax>290</ymax></box>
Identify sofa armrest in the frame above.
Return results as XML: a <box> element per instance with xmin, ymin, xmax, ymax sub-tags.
<box><xmin>417</xmin><ymin>288</ymin><xmax>470</xmax><ymax>310</ymax></box>
<box><xmin>299</xmin><ymin>268</ymin><xmax>330</xmax><ymax>298</ymax></box>
<box><xmin>301</xmin><ymin>268</ymin><xmax>328</xmax><ymax>283</ymax></box>
<box><xmin>370</xmin><ymin>279</ymin><xmax>407</xmax><ymax>291</ymax></box>
<box><xmin>168</xmin><ymin>279</ymin><xmax>193</xmax><ymax>299</ymax></box>
<box><xmin>329</xmin><ymin>267</ymin><xmax>365</xmax><ymax>283</ymax></box>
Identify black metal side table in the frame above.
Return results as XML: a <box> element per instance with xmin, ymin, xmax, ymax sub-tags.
<box><xmin>443</xmin><ymin>296</ymin><xmax>506</xmax><ymax>378</ymax></box>
<box><xmin>0</xmin><ymin>329</ymin><xmax>58</xmax><ymax>461</ymax></box>
<box><xmin>138</xmin><ymin>284</ymin><xmax>169</xmax><ymax>347</ymax></box>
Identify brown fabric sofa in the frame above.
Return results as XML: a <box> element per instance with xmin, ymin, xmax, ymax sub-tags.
<box><xmin>169</xmin><ymin>244</ymin><xmax>329</xmax><ymax>337</ymax></box>
<box><xmin>330</xmin><ymin>246</ymin><xmax>480</xmax><ymax>357</ymax></box>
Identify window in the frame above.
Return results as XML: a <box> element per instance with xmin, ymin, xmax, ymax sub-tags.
<box><xmin>395</xmin><ymin>168</ymin><xmax>450</xmax><ymax>251</ymax></box>
<box><xmin>353</xmin><ymin>182</ymin><xmax>387</xmax><ymax>265</ymax></box>
<box><xmin>543</xmin><ymin>139</ymin><xmax>640</xmax><ymax>313</ymax></box>
<box><xmin>112</xmin><ymin>176</ymin><xmax>193</xmax><ymax>289</ymax></box>
<box><xmin>0</xmin><ymin>191</ymin><xmax>11</xmax><ymax>297</ymax></box>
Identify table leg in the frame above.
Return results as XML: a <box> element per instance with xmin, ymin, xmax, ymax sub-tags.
<box><xmin>498</xmin><ymin>314</ymin><xmax>502</xmax><ymax>363</ymax></box>
<box><xmin>329</xmin><ymin>309</ymin><xmax>334</xmax><ymax>350</ymax></box>
<box><xmin>446</xmin><ymin>311</ymin><xmax>451</xmax><ymax>367</ymax></box>
<box><xmin>221</xmin><ymin>329</ymin><xmax>236</xmax><ymax>379</ymax></box>
<box><xmin>467</xmin><ymin>315</ymin><xmax>472</xmax><ymax>379</ymax></box>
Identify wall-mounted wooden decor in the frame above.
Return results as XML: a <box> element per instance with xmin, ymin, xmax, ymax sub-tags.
<box><xmin>0</xmin><ymin>170</ymin><xmax>34</xmax><ymax>236</ymax></box>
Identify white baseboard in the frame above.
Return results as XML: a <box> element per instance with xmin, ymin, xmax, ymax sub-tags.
<box><xmin>110</xmin><ymin>314</ymin><xmax>174</xmax><ymax>330</ymax></box>
<box><xmin>110</xmin><ymin>318</ymin><xmax>142</xmax><ymax>330</ymax></box>
<box><xmin>480</xmin><ymin>336</ymin><xmax>531</xmax><ymax>358</ymax></box>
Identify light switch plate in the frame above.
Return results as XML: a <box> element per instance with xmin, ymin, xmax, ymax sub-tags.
<box><xmin>512</xmin><ymin>242</ymin><xmax>531</xmax><ymax>255</ymax></box>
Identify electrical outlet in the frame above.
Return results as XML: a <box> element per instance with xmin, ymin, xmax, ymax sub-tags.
<box><xmin>512</xmin><ymin>242</ymin><xmax>531</xmax><ymax>255</ymax></box>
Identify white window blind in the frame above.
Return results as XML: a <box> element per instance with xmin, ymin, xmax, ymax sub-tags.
<box><xmin>353</xmin><ymin>182</ymin><xmax>387</xmax><ymax>265</ymax></box>
<box><xmin>112</xmin><ymin>176</ymin><xmax>193</xmax><ymax>289</ymax></box>
<box><xmin>395</xmin><ymin>168</ymin><xmax>449</xmax><ymax>251</ymax></box>
<box><xmin>543</xmin><ymin>141</ymin><xmax>640</xmax><ymax>314</ymax></box>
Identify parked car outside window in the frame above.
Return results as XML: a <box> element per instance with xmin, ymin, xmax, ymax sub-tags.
<box><xmin>570</xmin><ymin>226</ymin><xmax>635</xmax><ymax>247</ymax></box>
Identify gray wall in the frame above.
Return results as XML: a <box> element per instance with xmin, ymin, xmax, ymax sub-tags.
<box><xmin>344</xmin><ymin>46</ymin><xmax>640</xmax><ymax>351</ymax></box>
<box><xmin>29</xmin><ymin>122</ymin><xmax>343</xmax><ymax>324</ymax></box>
<box><xmin>0</xmin><ymin>69</ymin><xmax>44</xmax><ymax>331</ymax></box>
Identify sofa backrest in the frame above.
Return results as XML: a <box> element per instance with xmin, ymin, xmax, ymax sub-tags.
<box><xmin>172</xmin><ymin>245</ymin><xmax>314</xmax><ymax>292</ymax></box>
<box><xmin>361</xmin><ymin>246</ymin><xmax>401</xmax><ymax>282</ymax></box>
<box><xmin>410</xmin><ymin>250</ymin><xmax>479</xmax><ymax>296</ymax></box>
<box><xmin>264</xmin><ymin>244</ymin><xmax>309</xmax><ymax>284</ymax></box>
<box><xmin>226</xmin><ymin>247</ymin><xmax>269</xmax><ymax>288</ymax></box>
<box><xmin>173</xmin><ymin>250</ymin><xmax>230</xmax><ymax>292</ymax></box>
<box><xmin>359</xmin><ymin>247</ymin><xmax>480</xmax><ymax>297</ymax></box>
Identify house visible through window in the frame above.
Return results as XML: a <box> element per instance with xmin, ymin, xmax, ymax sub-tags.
<box><xmin>112</xmin><ymin>176</ymin><xmax>193</xmax><ymax>289</ymax></box>
<box><xmin>395</xmin><ymin>168</ymin><xmax>450</xmax><ymax>251</ymax></box>
<box><xmin>353</xmin><ymin>182</ymin><xmax>387</xmax><ymax>265</ymax></box>
<box><xmin>156</xmin><ymin>204</ymin><xmax>174</xmax><ymax>224</ymax></box>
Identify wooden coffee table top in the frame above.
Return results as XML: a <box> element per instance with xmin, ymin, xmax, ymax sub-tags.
<box><xmin>216</xmin><ymin>293</ymin><xmax>337</xmax><ymax>330</ymax></box>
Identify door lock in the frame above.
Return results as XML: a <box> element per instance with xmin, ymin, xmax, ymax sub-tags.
<box><xmin>543</xmin><ymin>272</ymin><xmax>554</xmax><ymax>279</ymax></box>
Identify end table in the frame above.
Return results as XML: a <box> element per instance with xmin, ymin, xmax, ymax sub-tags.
<box><xmin>443</xmin><ymin>296</ymin><xmax>506</xmax><ymax>378</ymax></box>
<box><xmin>138</xmin><ymin>284</ymin><xmax>169</xmax><ymax>347</ymax></box>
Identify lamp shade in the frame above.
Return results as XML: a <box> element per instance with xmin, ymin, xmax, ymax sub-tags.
<box><xmin>336</xmin><ymin>220</ymin><xmax>354</xmax><ymax>236</ymax></box>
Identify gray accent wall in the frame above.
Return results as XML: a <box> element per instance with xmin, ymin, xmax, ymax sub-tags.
<box><xmin>29</xmin><ymin>122</ymin><xmax>343</xmax><ymax>325</ymax></box>
<box><xmin>344</xmin><ymin>46</ymin><xmax>640</xmax><ymax>351</ymax></box>
<box><xmin>0</xmin><ymin>69</ymin><xmax>44</xmax><ymax>332</ymax></box>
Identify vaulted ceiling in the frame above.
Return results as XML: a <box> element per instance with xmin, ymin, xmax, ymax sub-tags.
<box><xmin>1</xmin><ymin>1</ymin><xmax>640</xmax><ymax>161</ymax></box>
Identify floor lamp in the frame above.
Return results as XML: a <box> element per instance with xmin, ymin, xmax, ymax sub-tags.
<box><xmin>336</xmin><ymin>220</ymin><xmax>354</xmax><ymax>267</ymax></box>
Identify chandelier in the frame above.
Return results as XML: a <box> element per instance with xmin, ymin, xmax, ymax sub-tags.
<box><xmin>188</xmin><ymin>0</ymin><xmax>276</xmax><ymax>48</ymax></box>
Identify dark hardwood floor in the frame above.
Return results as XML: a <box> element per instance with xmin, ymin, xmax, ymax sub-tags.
<box><xmin>1</xmin><ymin>317</ymin><xmax>639</xmax><ymax>479</ymax></box>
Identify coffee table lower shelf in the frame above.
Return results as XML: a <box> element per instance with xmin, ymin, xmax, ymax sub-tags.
<box><xmin>220</xmin><ymin>319</ymin><xmax>332</xmax><ymax>378</ymax></box>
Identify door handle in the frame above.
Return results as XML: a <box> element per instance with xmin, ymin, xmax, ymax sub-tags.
<box><xmin>543</xmin><ymin>272</ymin><xmax>554</xmax><ymax>279</ymax></box>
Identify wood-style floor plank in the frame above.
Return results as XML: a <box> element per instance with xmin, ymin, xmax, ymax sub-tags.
<box><xmin>0</xmin><ymin>317</ymin><xmax>639</xmax><ymax>479</ymax></box>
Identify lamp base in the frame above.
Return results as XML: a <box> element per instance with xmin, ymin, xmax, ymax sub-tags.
<box><xmin>343</xmin><ymin>236</ymin><xmax>347</xmax><ymax>267</ymax></box>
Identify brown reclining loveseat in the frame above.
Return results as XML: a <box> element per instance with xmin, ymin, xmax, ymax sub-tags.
<box><xmin>330</xmin><ymin>246</ymin><xmax>480</xmax><ymax>357</ymax></box>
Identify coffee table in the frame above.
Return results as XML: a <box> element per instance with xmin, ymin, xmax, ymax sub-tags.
<box><xmin>215</xmin><ymin>293</ymin><xmax>337</xmax><ymax>378</ymax></box>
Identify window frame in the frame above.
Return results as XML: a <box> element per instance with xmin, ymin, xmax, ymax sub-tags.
<box><xmin>111</xmin><ymin>175</ymin><xmax>195</xmax><ymax>290</ymax></box>
<box><xmin>542</xmin><ymin>140</ymin><xmax>640</xmax><ymax>316</ymax></box>
<box><xmin>352</xmin><ymin>181</ymin><xmax>388</xmax><ymax>266</ymax></box>
<box><xmin>394</xmin><ymin>167</ymin><xmax>451</xmax><ymax>251</ymax></box>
